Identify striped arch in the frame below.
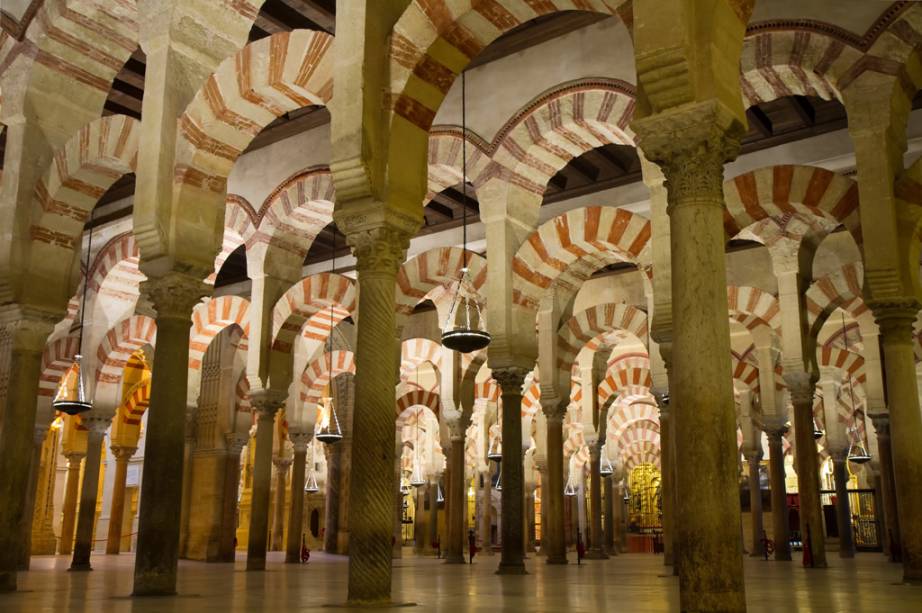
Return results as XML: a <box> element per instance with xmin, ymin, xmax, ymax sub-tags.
<box><xmin>236</xmin><ymin>372</ymin><xmax>252</xmax><ymax>414</ymax></box>
<box><xmin>396</xmin><ymin>389</ymin><xmax>441</xmax><ymax>417</ymax></box>
<box><xmin>724</xmin><ymin>166</ymin><xmax>860</xmax><ymax>244</ymax></box>
<box><xmin>804</xmin><ymin>263</ymin><xmax>868</xmax><ymax>331</ymax></box>
<box><xmin>300</xmin><ymin>350</ymin><xmax>356</xmax><ymax>406</ymax></box>
<box><xmin>210</xmin><ymin>194</ymin><xmax>258</xmax><ymax>283</ymax></box>
<box><xmin>521</xmin><ymin>380</ymin><xmax>541</xmax><ymax>417</ymax></box>
<box><xmin>189</xmin><ymin>296</ymin><xmax>251</xmax><ymax>370</ymax></box>
<box><xmin>598</xmin><ymin>355</ymin><xmax>653</xmax><ymax>405</ymax></box>
<box><xmin>396</xmin><ymin>247</ymin><xmax>487</xmax><ymax>315</ymax></box>
<box><xmin>175</xmin><ymin>29</ymin><xmax>334</xmax><ymax>191</ymax></box>
<box><xmin>95</xmin><ymin>316</ymin><xmax>157</xmax><ymax>385</ymax></box>
<box><xmin>87</xmin><ymin>232</ymin><xmax>141</xmax><ymax>294</ymax></box>
<box><xmin>490</xmin><ymin>82</ymin><xmax>637</xmax><ymax>196</ymax></box>
<box><xmin>119</xmin><ymin>376</ymin><xmax>152</xmax><ymax>427</ymax></box>
<box><xmin>427</xmin><ymin>131</ymin><xmax>491</xmax><ymax>197</ymax></box>
<box><xmin>388</xmin><ymin>2</ymin><xmax>630</xmax><ymax>133</ymax></box>
<box><xmin>400</xmin><ymin>338</ymin><xmax>443</xmax><ymax>383</ymax></box>
<box><xmin>271</xmin><ymin>273</ymin><xmax>356</xmax><ymax>353</ymax></box>
<box><xmin>474</xmin><ymin>379</ymin><xmax>500</xmax><ymax>404</ymax></box>
<box><xmin>39</xmin><ymin>335</ymin><xmax>80</xmax><ymax>397</ymax></box>
<box><xmin>557</xmin><ymin>303</ymin><xmax>648</xmax><ymax>374</ymax></box>
<box><xmin>513</xmin><ymin>207</ymin><xmax>651</xmax><ymax>309</ymax></box>
<box><xmin>738</xmin><ymin>30</ymin><xmax>859</xmax><ymax>106</ymax></box>
<box><xmin>252</xmin><ymin>167</ymin><xmax>335</xmax><ymax>276</ymax></box>
<box><xmin>732</xmin><ymin>360</ymin><xmax>761</xmax><ymax>391</ymax></box>
<box><xmin>727</xmin><ymin>286</ymin><xmax>781</xmax><ymax>332</ymax></box>
<box><xmin>607</xmin><ymin>401</ymin><xmax>660</xmax><ymax>443</ymax></box>
<box><xmin>818</xmin><ymin>346</ymin><xmax>865</xmax><ymax>381</ymax></box>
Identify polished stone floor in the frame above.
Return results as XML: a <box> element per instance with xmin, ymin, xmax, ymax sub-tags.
<box><xmin>2</xmin><ymin>550</ymin><xmax>920</xmax><ymax>612</ymax></box>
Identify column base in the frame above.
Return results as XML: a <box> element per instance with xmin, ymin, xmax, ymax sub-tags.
<box><xmin>585</xmin><ymin>550</ymin><xmax>609</xmax><ymax>560</ymax></box>
<box><xmin>0</xmin><ymin>571</ymin><xmax>16</xmax><ymax>592</ymax></box>
<box><xmin>443</xmin><ymin>555</ymin><xmax>466</xmax><ymax>564</ymax></box>
<box><xmin>284</xmin><ymin>554</ymin><xmax>300</xmax><ymax>564</ymax></box>
<box><xmin>68</xmin><ymin>562</ymin><xmax>93</xmax><ymax>572</ymax></box>
<box><xmin>132</xmin><ymin>573</ymin><xmax>178</xmax><ymax>597</ymax></box>
<box><xmin>495</xmin><ymin>562</ymin><xmax>528</xmax><ymax>575</ymax></box>
<box><xmin>246</xmin><ymin>557</ymin><xmax>266</xmax><ymax>571</ymax></box>
<box><xmin>340</xmin><ymin>600</ymin><xmax>416</xmax><ymax>608</ymax></box>
<box><xmin>546</xmin><ymin>555</ymin><xmax>568</xmax><ymax>565</ymax></box>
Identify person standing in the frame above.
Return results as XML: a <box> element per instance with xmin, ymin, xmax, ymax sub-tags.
<box><xmin>468</xmin><ymin>529</ymin><xmax>477</xmax><ymax>564</ymax></box>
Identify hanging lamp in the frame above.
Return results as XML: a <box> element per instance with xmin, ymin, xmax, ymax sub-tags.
<box><xmin>493</xmin><ymin>471</ymin><xmax>502</xmax><ymax>491</ymax></box>
<box><xmin>441</xmin><ymin>70</ymin><xmax>490</xmax><ymax>354</ymax></box>
<box><xmin>840</xmin><ymin>312</ymin><xmax>871</xmax><ymax>464</ymax></box>
<box><xmin>486</xmin><ymin>434</ymin><xmax>503</xmax><ymax>462</ymax></box>
<box><xmin>563</xmin><ymin>480</ymin><xmax>577</xmax><ymax>497</ymax></box>
<box><xmin>600</xmin><ymin>454</ymin><xmax>614</xmax><ymax>478</ymax></box>
<box><xmin>315</xmin><ymin>228</ymin><xmax>343</xmax><ymax>444</ymax></box>
<box><xmin>304</xmin><ymin>442</ymin><xmax>320</xmax><ymax>493</ymax></box>
<box><xmin>812</xmin><ymin>416</ymin><xmax>824</xmax><ymax>440</ymax></box>
<box><xmin>53</xmin><ymin>211</ymin><xmax>96</xmax><ymax>416</ymax></box>
<box><xmin>436</xmin><ymin>482</ymin><xmax>445</xmax><ymax>504</ymax></box>
<box><xmin>410</xmin><ymin>408</ymin><xmax>428</xmax><ymax>487</ymax></box>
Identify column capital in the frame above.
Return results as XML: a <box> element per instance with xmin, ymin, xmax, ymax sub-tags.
<box><xmin>288</xmin><ymin>430</ymin><xmax>312</xmax><ymax>453</ymax></box>
<box><xmin>225</xmin><ymin>432</ymin><xmax>249</xmax><ymax>455</ymax></box>
<box><xmin>140</xmin><ymin>271</ymin><xmax>209</xmax><ymax>321</ymax></box>
<box><xmin>343</xmin><ymin>222</ymin><xmax>416</xmax><ymax>275</ymax></box>
<box><xmin>632</xmin><ymin>100</ymin><xmax>743</xmax><ymax>211</ymax></box>
<box><xmin>81</xmin><ymin>414</ymin><xmax>113</xmax><ymax>435</ymax></box>
<box><xmin>759</xmin><ymin>414</ymin><xmax>789</xmax><ymax>439</ymax></box>
<box><xmin>743</xmin><ymin>447</ymin><xmax>763</xmax><ymax>463</ymax></box>
<box><xmin>870</xmin><ymin>299</ymin><xmax>920</xmax><ymax>340</ymax></box>
<box><xmin>273</xmin><ymin>456</ymin><xmax>293</xmax><ymax>470</ymax></box>
<box><xmin>110</xmin><ymin>445</ymin><xmax>137</xmax><ymax>461</ymax></box>
<box><xmin>783</xmin><ymin>371</ymin><xmax>816</xmax><ymax>405</ymax></box>
<box><xmin>0</xmin><ymin>305</ymin><xmax>58</xmax><ymax>352</ymax></box>
<box><xmin>492</xmin><ymin>367</ymin><xmax>528</xmax><ymax>396</ymax></box>
<box><xmin>64</xmin><ymin>451</ymin><xmax>87</xmax><ymax>463</ymax></box>
<box><xmin>868</xmin><ymin>412</ymin><xmax>890</xmax><ymax>438</ymax></box>
<box><xmin>828</xmin><ymin>447</ymin><xmax>848</xmax><ymax>463</ymax></box>
<box><xmin>250</xmin><ymin>389</ymin><xmax>286</xmax><ymax>417</ymax></box>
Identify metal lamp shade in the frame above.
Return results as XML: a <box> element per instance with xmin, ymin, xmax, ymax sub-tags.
<box><xmin>436</xmin><ymin>483</ymin><xmax>445</xmax><ymax>504</ymax></box>
<box><xmin>812</xmin><ymin>417</ymin><xmax>824</xmax><ymax>440</ymax></box>
<box><xmin>848</xmin><ymin>440</ymin><xmax>871</xmax><ymax>464</ymax></box>
<box><xmin>442</xmin><ymin>275</ymin><xmax>490</xmax><ymax>353</ymax></box>
<box><xmin>493</xmin><ymin>472</ymin><xmax>502</xmax><ymax>491</ymax></box>
<box><xmin>563</xmin><ymin>481</ymin><xmax>578</xmax><ymax>497</ymax></box>
<box><xmin>409</xmin><ymin>463</ymin><xmax>427</xmax><ymax>488</ymax></box>
<box><xmin>314</xmin><ymin>397</ymin><xmax>342</xmax><ymax>444</ymax></box>
<box><xmin>304</xmin><ymin>471</ymin><xmax>320</xmax><ymax>493</ymax></box>
<box><xmin>599</xmin><ymin>456</ymin><xmax>614</xmax><ymax>477</ymax></box>
<box><xmin>52</xmin><ymin>354</ymin><xmax>92</xmax><ymax>416</ymax></box>
<box><xmin>442</xmin><ymin>328</ymin><xmax>491</xmax><ymax>353</ymax></box>
<box><xmin>486</xmin><ymin>438</ymin><xmax>503</xmax><ymax>462</ymax></box>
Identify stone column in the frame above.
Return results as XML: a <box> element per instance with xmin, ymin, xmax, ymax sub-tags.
<box><xmin>106</xmin><ymin>446</ymin><xmax>137</xmax><ymax>554</ymax></box>
<box><xmin>0</xmin><ymin>311</ymin><xmax>56</xmax><ymax>591</ymax></box>
<box><xmin>271</xmin><ymin>457</ymin><xmax>291</xmax><ymax>551</ymax></box>
<box><xmin>246</xmin><ymin>392</ymin><xmax>285</xmax><ymax>571</ymax></box>
<box><xmin>830</xmin><ymin>450</ymin><xmax>855</xmax><ymax>558</ymax></box>
<box><xmin>603</xmin><ymin>476</ymin><xmax>616</xmax><ymax>555</ymax></box>
<box><xmin>445</xmin><ymin>435</ymin><xmax>466</xmax><ymax>563</ymax></box>
<box><xmin>324</xmin><ymin>441</ymin><xmax>342</xmax><ymax>553</ymax></box>
<box><xmin>428</xmin><ymin>481</ymin><xmax>439</xmax><ymax>555</ymax></box>
<box><xmin>869</xmin><ymin>414</ymin><xmax>901</xmax><ymax>561</ymax></box>
<box><xmin>480</xmin><ymin>471</ymin><xmax>492</xmax><ymax>554</ymax></box>
<box><xmin>745</xmin><ymin>449</ymin><xmax>764</xmax><ymax>557</ymax></box>
<box><xmin>70</xmin><ymin>418</ymin><xmax>110</xmax><ymax>570</ymax></box>
<box><xmin>178</xmin><ymin>421</ymin><xmax>195</xmax><ymax>558</ymax></box>
<box><xmin>586</xmin><ymin>446</ymin><xmax>608</xmax><ymax>559</ymax></box>
<box><xmin>542</xmin><ymin>409</ymin><xmax>567</xmax><ymax>564</ymax></box>
<box><xmin>657</xmin><ymin>398</ymin><xmax>676</xmax><ymax>566</ymax></box>
<box><xmin>633</xmin><ymin>105</ymin><xmax>746</xmax><ymax>610</ymax></box>
<box><xmin>763</xmin><ymin>423</ymin><xmax>791</xmax><ymax>561</ymax></box>
<box><xmin>285</xmin><ymin>433</ymin><xmax>309</xmax><ymax>563</ymax></box>
<box><xmin>59</xmin><ymin>452</ymin><xmax>85</xmax><ymax>556</ymax></box>
<box><xmin>873</xmin><ymin>305</ymin><xmax>922</xmax><ymax>582</ymax></box>
<box><xmin>18</xmin><ymin>427</ymin><xmax>48</xmax><ymax>569</ymax></box>
<box><xmin>339</xmin><ymin>224</ymin><xmax>413</xmax><ymax>605</ymax></box>
<box><xmin>219</xmin><ymin>433</ymin><xmax>247</xmax><ymax>562</ymax></box>
<box><xmin>133</xmin><ymin>274</ymin><xmax>206</xmax><ymax>596</ymax></box>
<box><xmin>787</xmin><ymin>374</ymin><xmax>827</xmax><ymax>568</ymax></box>
<box><xmin>494</xmin><ymin>368</ymin><xmax>528</xmax><ymax>574</ymax></box>
<box><xmin>413</xmin><ymin>487</ymin><xmax>426</xmax><ymax>554</ymax></box>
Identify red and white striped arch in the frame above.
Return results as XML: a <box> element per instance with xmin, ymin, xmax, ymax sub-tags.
<box><xmin>521</xmin><ymin>380</ymin><xmax>542</xmax><ymax>417</ymax></box>
<box><xmin>271</xmin><ymin>273</ymin><xmax>356</xmax><ymax>354</ymax></box>
<box><xmin>39</xmin><ymin>335</ymin><xmax>80</xmax><ymax>397</ymax></box>
<box><xmin>210</xmin><ymin>194</ymin><xmax>258</xmax><ymax>283</ymax></box>
<box><xmin>607</xmin><ymin>400</ymin><xmax>660</xmax><ymax>444</ymax></box>
<box><xmin>94</xmin><ymin>315</ymin><xmax>156</xmax><ymax>400</ymax></box>
<box><xmin>513</xmin><ymin>207</ymin><xmax>651</xmax><ymax>309</ymax></box>
<box><xmin>396</xmin><ymin>388</ymin><xmax>441</xmax><ymax>417</ymax></box>
<box><xmin>427</xmin><ymin>130</ymin><xmax>491</xmax><ymax>197</ymax></box>
<box><xmin>236</xmin><ymin>371</ymin><xmax>252</xmax><ymax>414</ymax></box>
<box><xmin>474</xmin><ymin>378</ymin><xmax>501</xmax><ymax>404</ymax></box>
<box><xmin>119</xmin><ymin>377</ymin><xmax>151</xmax><ymax>427</ymax></box>
<box><xmin>87</xmin><ymin>232</ymin><xmax>141</xmax><ymax>295</ymax></box>
<box><xmin>490</xmin><ymin>82</ymin><xmax>637</xmax><ymax>196</ymax></box>
<box><xmin>805</xmin><ymin>263</ymin><xmax>868</xmax><ymax>330</ymax></box>
<box><xmin>732</xmin><ymin>359</ymin><xmax>761</xmax><ymax>391</ymax></box>
<box><xmin>300</xmin><ymin>350</ymin><xmax>356</xmax><ymax>406</ymax></box>
<box><xmin>557</xmin><ymin>302</ymin><xmax>648</xmax><ymax>374</ymax></box>
<box><xmin>388</xmin><ymin>1</ymin><xmax>630</xmax><ymax>132</ymax></box>
<box><xmin>724</xmin><ymin>165</ymin><xmax>860</xmax><ymax>244</ymax></box>
<box><xmin>189</xmin><ymin>296</ymin><xmax>251</xmax><ymax>370</ymax></box>
<box><xmin>818</xmin><ymin>346</ymin><xmax>865</xmax><ymax>382</ymax></box>
<box><xmin>400</xmin><ymin>338</ymin><xmax>443</xmax><ymax>383</ymax></box>
<box><xmin>175</xmin><ymin>30</ymin><xmax>334</xmax><ymax>192</ymax></box>
<box><xmin>598</xmin><ymin>354</ymin><xmax>653</xmax><ymax>405</ymax></box>
<box><xmin>396</xmin><ymin>247</ymin><xmax>487</xmax><ymax>316</ymax></box>
<box><xmin>727</xmin><ymin>286</ymin><xmax>781</xmax><ymax>333</ymax></box>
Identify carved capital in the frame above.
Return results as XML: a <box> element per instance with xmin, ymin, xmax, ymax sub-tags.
<box><xmin>493</xmin><ymin>367</ymin><xmax>529</xmax><ymax>397</ymax></box>
<box><xmin>65</xmin><ymin>451</ymin><xmax>86</xmax><ymax>464</ymax></box>
<box><xmin>82</xmin><ymin>414</ymin><xmax>114</xmax><ymax>434</ymax></box>
<box><xmin>759</xmin><ymin>413</ymin><xmax>790</xmax><ymax>439</ymax></box>
<box><xmin>541</xmin><ymin>398</ymin><xmax>568</xmax><ymax>423</ymax></box>
<box><xmin>110</xmin><ymin>446</ymin><xmax>137</xmax><ymax>461</ymax></box>
<box><xmin>633</xmin><ymin>100</ymin><xmax>743</xmax><ymax>213</ymax></box>
<box><xmin>141</xmin><ymin>272</ymin><xmax>209</xmax><ymax>321</ymax></box>
<box><xmin>0</xmin><ymin>305</ymin><xmax>58</xmax><ymax>353</ymax></box>
<box><xmin>289</xmin><ymin>430</ymin><xmax>312</xmax><ymax>453</ymax></box>
<box><xmin>348</xmin><ymin>225</ymin><xmax>415</xmax><ymax>276</ymax></box>
<box><xmin>783</xmin><ymin>371</ymin><xmax>816</xmax><ymax>406</ymax></box>
<box><xmin>868</xmin><ymin>413</ymin><xmax>890</xmax><ymax>439</ymax></box>
<box><xmin>870</xmin><ymin>299</ymin><xmax>920</xmax><ymax>343</ymax></box>
<box><xmin>224</xmin><ymin>432</ymin><xmax>249</xmax><ymax>456</ymax></box>
<box><xmin>250</xmin><ymin>388</ymin><xmax>287</xmax><ymax>417</ymax></box>
<box><xmin>273</xmin><ymin>456</ymin><xmax>293</xmax><ymax>470</ymax></box>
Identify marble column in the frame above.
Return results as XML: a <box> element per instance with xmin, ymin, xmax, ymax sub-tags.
<box><xmin>341</xmin><ymin>225</ymin><xmax>412</xmax><ymax>605</ymax></box>
<box><xmin>764</xmin><ymin>424</ymin><xmax>791</xmax><ymax>560</ymax></box>
<box><xmin>59</xmin><ymin>452</ymin><xmax>85</xmax><ymax>556</ymax></box>
<box><xmin>70</xmin><ymin>418</ymin><xmax>110</xmax><ymax>571</ymax></box>
<box><xmin>0</xmin><ymin>311</ymin><xmax>56</xmax><ymax>592</ymax></box>
<box><xmin>445</xmin><ymin>436</ymin><xmax>466</xmax><ymax>563</ymax></box>
<box><xmin>830</xmin><ymin>450</ymin><xmax>855</xmax><ymax>558</ymax></box>
<box><xmin>133</xmin><ymin>275</ymin><xmax>206</xmax><ymax>596</ymax></box>
<box><xmin>324</xmin><ymin>442</ymin><xmax>342</xmax><ymax>553</ymax></box>
<box><xmin>480</xmin><ymin>471</ymin><xmax>492</xmax><ymax>554</ymax></box>
<box><xmin>870</xmin><ymin>414</ymin><xmax>901</xmax><ymax>561</ymax></box>
<box><xmin>285</xmin><ymin>433</ymin><xmax>309</xmax><ymax>563</ymax></box>
<box><xmin>271</xmin><ymin>457</ymin><xmax>291</xmax><ymax>551</ymax></box>
<box><xmin>787</xmin><ymin>375</ymin><xmax>827</xmax><ymax>568</ymax></box>
<box><xmin>413</xmin><ymin>487</ymin><xmax>427</xmax><ymax>554</ymax></box>
<box><xmin>745</xmin><ymin>450</ymin><xmax>764</xmax><ymax>558</ymax></box>
<box><xmin>634</xmin><ymin>107</ymin><xmax>746</xmax><ymax>610</ymax></box>
<box><xmin>603</xmin><ymin>476</ymin><xmax>616</xmax><ymax>555</ymax></box>
<box><xmin>874</xmin><ymin>305</ymin><xmax>922</xmax><ymax>582</ymax></box>
<box><xmin>218</xmin><ymin>433</ymin><xmax>247</xmax><ymax>562</ymax></box>
<box><xmin>658</xmin><ymin>399</ymin><xmax>676</xmax><ymax>566</ymax></box>
<box><xmin>542</xmin><ymin>410</ymin><xmax>567</xmax><ymax>564</ymax></box>
<box><xmin>246</xmin><ymin>393</ymin><xmax>284</xmax><ymax>571</ymax></box>
<box><xmin>18</xmin><ymin>427</ymin><xmax>47</xmax><ymax>569</ymax></box>
<box><xmin>106</xmin><ymin>446</ymin><xmax>137</xmax><ymax>554</ymax></box>
<box><xmin>428</xmin><ymin>481</ymin><xmax>439</xmax><ymax>555</ymax></box>
<box><xmin>495</xmin><ymin>368</ymin><xmax>527</xmax><ymax>574</ymax></box>
<box><xmin>586</xmin><ymin>446</ymin><xmax>608</xmax><ymax>559</ymax></box>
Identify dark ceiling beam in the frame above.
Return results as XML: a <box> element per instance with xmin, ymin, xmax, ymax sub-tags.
<box><xmin>281</xmin><ymin>0</ymin><xmax>335</xmax><ymax>33</ymax></box>
<box><xmin>244</xmin><ymin>106</ymin><xmax>330</xmax><ymax>153</ymax></box>
<box><xmin>441</xmin><ymin>186</ymin><xmax>480</xmax><ymax>213</ymax></box>
<box><xmin>425</xmin><ymin>201</ymin><xmax>455</xmax><ymax>221</ymax></box>
<box><xmin>585</xmin><ymin>147</ymin><xmax>630</xmax><ymax>174</ymax></box>
<box><xmin>789</xmin><ymin>95</ymin><xmax>816</xmax><ymax>126</ymax></box>
<box><xmin>566</xmin><ymin>156</ymin><xmax>600</xmax><ymax>182</ymax></box>
<box><xmin>747</xmin><ymin>106</ymin><xmax>773</xmax><ymax>138</ymax></box>
<box><xmin>103</xmin><ymin>99</ymin><xmax>142</xmax><ymax>120</ymax></box>
<box><xmin>262</xmin><ymin>0</ymin><xmax>320</xmax><ymax>31</ymax></box>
